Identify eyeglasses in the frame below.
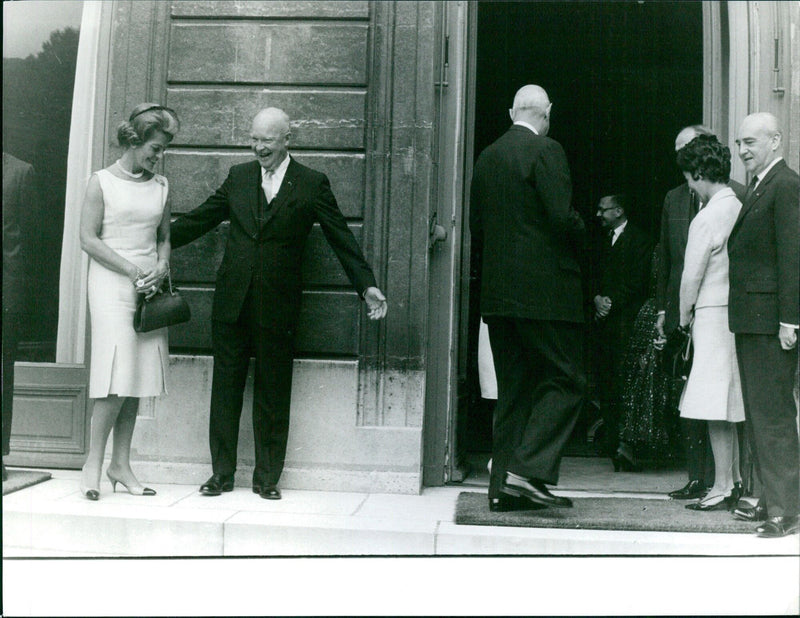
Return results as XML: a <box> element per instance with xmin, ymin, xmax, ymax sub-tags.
<box><xmin>130</xmin><ymin>105</ymin><xmax>177</xmax><ymax>121</ymax></box>
<box><xmin>597</xmin><ymin>206</ymin><xmax>619</xmax><ymax>213</ymax></box>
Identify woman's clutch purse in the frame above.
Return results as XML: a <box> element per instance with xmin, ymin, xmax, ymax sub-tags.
<box><xmin>661</xmin><ymin>323</ymin><xmax>693</xmax><ymax>381</ymax></box>
<box><xmin>133</xmin><ymin>271</ymin><xmax>190</xmax><ymax>333</ymax></box>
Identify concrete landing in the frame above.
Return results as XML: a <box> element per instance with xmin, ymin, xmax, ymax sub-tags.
<box><xmin>3</xmin><ymin>463</ymin><xmax>799</xmax><ymax>616</ymax></box>
<box><xmin>4</xmin><ymin>467</ymin><xmax>799</xmax><ymax>558</ymax></box>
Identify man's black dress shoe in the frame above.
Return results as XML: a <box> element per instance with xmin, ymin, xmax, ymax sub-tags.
<box><xmin>732</xmin><ymin>501</ymin><xmax>768</xmax><ymax>522</ymax></box>
<box><xmin>756</xmin><ymin>515</ymin><xmax>800</xmax><ymax>538</ymax></box>
<box><xmin>199</xmin><ymin>473</ymin><xmax>234</xmax><ymax>496</ymax></box>
<box><xmin>501</xmin><ymin>474</ymin><xmax>573</xmax><ymax>508</ymax></box>
<box><xmin>668</xmin><ymin>479</ymin><xmax>707</xmax><ymax>500</ymax></box>
<box><xmin>252</xmin><ymin>476</ymin><xmax>271</xmax><ymax>495</ymax></box>
<box><xmin>489</xmin><ymin>495</ymin><xmax>546</xmax><ymax>512</ymax></box>
<box><xmin>259</xmin><ymin>485</ymin><xmax>281</xmax><ymax>500</ymax></box>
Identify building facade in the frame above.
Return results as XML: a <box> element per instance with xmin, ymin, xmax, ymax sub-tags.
<box><xmin>5</xmin><ymin>1</ymin><xmax>799</xmax><ymax>493</ymax></box>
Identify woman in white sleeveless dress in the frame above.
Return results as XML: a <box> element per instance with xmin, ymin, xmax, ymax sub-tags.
<box><xmin>676</xmin><ymin>134</ymin><xmax>745</xmax><ymax>512</ymax></box>
<box><xmin>78</xmin><ymin>103</ymin><xmax>179</xmax><ymax>500</ymax></box>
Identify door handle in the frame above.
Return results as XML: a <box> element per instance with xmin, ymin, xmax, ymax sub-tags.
<box><xmin>429</xmin><ymin>214</ymin><xmax>448</xmax><ymax>249</ymax></box>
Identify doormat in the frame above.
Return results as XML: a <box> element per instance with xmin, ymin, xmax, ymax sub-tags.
<box><xmin>3</xmin><ymin>469</ymin><xmax>52</xmax><ymax>496</ymax></box>
<box><xmin>455</xmin><ymin>491</ymin><xmax>755</xmax><ymax>534</ymax></box>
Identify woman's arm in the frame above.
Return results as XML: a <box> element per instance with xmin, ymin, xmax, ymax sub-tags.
<box><xmin>79</xmin><ymin>174</ymin><xmax>141</xmax><ymax>283</ymax></box>
<box><xmin>137</xmin><ymin>179</ymin><xmax>172</xmax><ymax>295</ymax></box>
<box><xmin>678</xmin><ymin>218</ymin><xmax>712</xmax><ymax>327</ymax></box>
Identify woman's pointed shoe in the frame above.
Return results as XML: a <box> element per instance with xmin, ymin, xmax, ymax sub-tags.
<box><xmin>685</xmin><ymin>491</ymin><xmax>737</xmax><ymax>511</ymax></box>
<box><xmin>80</xmin><ymin>485</ymin><xmax>100</xmax><ymax>501</ymax></box>
<box><xmin>106</xmin><ymin>470</ymin><xmax>156</xmax><ymax>496</ymax></box>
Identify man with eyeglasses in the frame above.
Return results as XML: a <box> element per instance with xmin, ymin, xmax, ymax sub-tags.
<box><xmin>592</xmin><ymin>194</ymin><xmax>652</xmax><ymax>468</ymax></box>
<box><xmin>171</xmin><ymin>107</ymin><xmax>387</xmax><ymax>500</ymax></box>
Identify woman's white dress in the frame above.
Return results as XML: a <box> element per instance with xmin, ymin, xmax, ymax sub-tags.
<box><xmin>87</xmin><ymin>169</ymin><xmax>169</xmax><ymax>398</ymax></box>
<box><xmin>678</xmin><ymin>187</ymin><xmax>745</xmax><ymax>423</ymax></box>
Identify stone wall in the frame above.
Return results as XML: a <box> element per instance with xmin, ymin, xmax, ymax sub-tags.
<box><xmin>104</xmin><ymin>1</ymin><xmax>435</xmax><ymax>492</ymax></box>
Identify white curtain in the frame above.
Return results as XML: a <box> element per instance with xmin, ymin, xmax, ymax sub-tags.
<box><xmin>56</xmin><ymin>1</ymin><xmax>104</xmax><ymax>364</ymax></box>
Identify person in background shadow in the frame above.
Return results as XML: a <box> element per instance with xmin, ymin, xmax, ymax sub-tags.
<box><xmin>728</xmin><ymin>112</ymin><xmax>799</xmax><ymax>538</ymax></box>
<box><xmin>676</xmin><ymin>134</ymin><xmax>744</xmax><ymax>513</ymax></box>
<box><xmin>470</xmin><ymin>84</ymin><xmax>586</xmax><ymax>513</ymax></box>
<box><xmin>2</xmin><ymin>153</ymin><xmax>35</xmax><ymax>482</ymax></box>
<box><xmin>617</xmin><ymin>246</ymin><xmax>683</xmax><ymax>465</ymax></box>
<box><xmin>171</xmin><ymin>107</ymin><xmax>387</xmax><ymax>501</ymax></box>
<box><xmin>592</xmin><ymin>194</ymin><xmax>652</xmax><ymax>470</ymax></box>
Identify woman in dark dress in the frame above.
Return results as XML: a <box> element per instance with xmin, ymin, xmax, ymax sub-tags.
<box><xmin>617</xmin><ymin>246</ymin><xmax>683</xmax><ymax>466</ymax></box>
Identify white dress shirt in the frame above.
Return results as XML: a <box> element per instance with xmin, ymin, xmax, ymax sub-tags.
<box><xmin>610</xmin><ymin>219</ymin><xmax>627</xmax><ymax>247</ymax></box>
<box><xmin>261</xmin><ymin>154</ymin><xmax>291</xmax><ymax>202</ymax></box>
<box><xmin>513</xmin><ymin>120</ymin><xmax>538</xmax><ymax>135</ymax></box>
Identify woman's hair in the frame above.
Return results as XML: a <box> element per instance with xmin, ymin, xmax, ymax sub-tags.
<box><xmin>675</xmin><ymin>133</ymin><xmax>731</xmax><ymax>183</ymax></box>
<box><xmin>117</xmin><ymin>103</ymin><xmax>180</xmax><ymax>148</ymax></box>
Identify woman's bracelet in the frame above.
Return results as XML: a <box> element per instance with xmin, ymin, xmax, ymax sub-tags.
<box><xmin>132</xmin><ymin>268</ymin><xmax>146</xmax><ymax>288</ymax></box>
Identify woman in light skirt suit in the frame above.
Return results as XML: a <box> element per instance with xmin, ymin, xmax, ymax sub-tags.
<box><xmin>78</xmin><ymin>103</ymin><xmax>179</xmax><ymax>499</ymax></box>
<box><xmin>676</xmin><ymin>134</ymin><xmax>744</xmax><ymax>511</ymax></box>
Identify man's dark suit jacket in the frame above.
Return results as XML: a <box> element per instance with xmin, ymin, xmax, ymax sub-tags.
<box><xmin>596</xmin><ymin>222</ymin><xmax>652</xmax><ymax>329</ymax></box>
<box><xmin>728</xmin><ymin>159</ymin><xmax>799</xmax><ymax>333</ymax></box>
<box><xmin>470</xmin><ymin>124</ymin><xmax>585</xmax><ymax>323</ymax></box>
<box><xmin>171</xmin><ymin>158</ymin><xmax>377</xmax><ymax>334</ymax></box>
<box><xmin>656</xmin><ymin>183</ymin><xmax>695</xmax><ymax>335</ymax></box>
<box><xmin>2</xmin><ymin>153</ymin><xmax>34</xmax><ymax>316</ymax></box>
<box><xmin>657</xmin><ymin>179</ymin><xmax>745</xmax><ymax>335</ymax></box>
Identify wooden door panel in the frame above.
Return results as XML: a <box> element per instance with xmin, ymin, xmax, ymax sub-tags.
<box><xmin>7</xmin><ymin>363</ymin><xmax>89</xmax><ymax>468</ymax></box>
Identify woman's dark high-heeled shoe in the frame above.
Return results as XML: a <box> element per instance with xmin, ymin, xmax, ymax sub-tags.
<box><xmin>611</xmin><ymin>449</ymin><xmax>641</xmax><ymax>472</ymax></box>
<box><xmin>106</xmin><ymin>470</ymin><xmax>156</xmax><ymax>496</ymax></box>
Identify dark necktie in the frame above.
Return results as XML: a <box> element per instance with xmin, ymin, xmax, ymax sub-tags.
<box><xmin>744</xmin><ymin>176</ymin><xmax>758</xmax><ymax>202</ymax></box>
<box><xmin>689</xmin><ymin>190</ymin><xmax>699</xmax><ymax>218</ymax></box>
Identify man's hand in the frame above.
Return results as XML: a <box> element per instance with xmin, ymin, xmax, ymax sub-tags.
<box><xmin>778</xmin><ymin>324</ymin><xmax>798</xmax><ymax>350</ymax></box>
<box><xmin>652</xmin><ymin>312</ymin><xmax>667</xmax><ymax>349</ymax></box>
<box><xmin>364</xmin><ymin>287</ymin><xmax>388</xmax><ymax>320</ymax></box>
<box><xmin>655</xmin><ymin>313</ymin><xmax>665</xmax><ymax>339</ymax></box>
<box><xmin>594</xmin><ymin>295</ymin><xmax>612</xmax><ymax>320</ymax></box>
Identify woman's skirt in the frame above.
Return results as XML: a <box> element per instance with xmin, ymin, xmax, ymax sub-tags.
<box><xmin>679</xmin><ymin>305</ymin><xmax>744</xmax><ymax>422</ymax></box>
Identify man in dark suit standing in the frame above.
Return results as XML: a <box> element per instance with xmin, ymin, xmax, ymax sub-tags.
<box><xmin>656</xmin><ymin>125</ymin><xmax>716</xmax><ymax>500</ymax></box>
<box><xmin>593</xmin><ymin>194</ymin><xmax>652</xmax><ymax>466</ymax></box>
<box><xmin>470</xmin><ymin>85</ymin><xmax>586</xmax><ymax>512</ymax></box>
<box><xmin>171</xmin><ymin>108</ymin><xmax>387</xmax><ymax>499</ymax></box>
<box><xmin>2</xmin><ymin>153</ymin><xmax>35</xmax><ymax>482</ymax></box>
<box><xmin>728</xmin><ymin>112</ymin><xmax>799</xmax><ymax>538</ymax></box>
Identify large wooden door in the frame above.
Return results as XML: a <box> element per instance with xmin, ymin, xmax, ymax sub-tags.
<box><xmin>423</xmin><ymin>2</ymin><xmax>472</xmax><ymax>485</ymax></box>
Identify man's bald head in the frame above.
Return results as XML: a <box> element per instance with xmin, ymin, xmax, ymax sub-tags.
<box><xmin>675</xmin><ymin>125</ymin><xmax>713</xmax><ymax>152</ymax></box>
<box><xmin>736</xmin><ymin>112</ymin><xmax>782</xmax><ymax>176</ymax></box>
<box><xmin>510</xmin><ymin>85</ymin><xmax>552</xmax><ymax>135</ymax></box>
<box><xmin>252</xmin><ymin>107</ymin><xmax>291</xmax><ymax>134</ymax></box>
<box><xmin>250</xmin><ymin>107</ymin><xmax>291</xmax><ymax>171</ymax></box>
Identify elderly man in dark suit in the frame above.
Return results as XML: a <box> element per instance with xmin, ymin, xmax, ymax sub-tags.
<box><xmin>2</xmin><ymin>153</ymin><xmax>35</xmax><ymax>482</ymax></box>
<box><xmin>470</xmin><ymin>84</ymin><xmax>586</xmax><ymax>512</ymax></box>
<box><xmin>593</xmin><ymin>194</ymin><xmax>652</xmax><ymax>468</ymax></box>
<box><xmin>171</xmin><ymin>108</ymin><xmax>387</xmax><ymax>499</ymax></box>
<box><xmin>728</xmin><ymin>112</ymin><xmax>799</xmax><ymax>538</ymax></box>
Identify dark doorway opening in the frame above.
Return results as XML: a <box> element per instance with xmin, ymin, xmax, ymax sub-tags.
<box><xmin>460</xmin><ymin>1</ymin><xmax>703</xmax><ymax>478</ymax></box>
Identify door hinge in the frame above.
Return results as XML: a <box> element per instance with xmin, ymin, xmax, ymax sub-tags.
<box><xmin>435</xmin><ymin>35</ymin><xmax>449</xmax><ymax>89</ymax></box>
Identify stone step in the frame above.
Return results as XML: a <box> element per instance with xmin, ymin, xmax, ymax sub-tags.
<box><xmin>4</xmin><ymin>471</ymin><xmax>800</xmax><ymax>557</ymax></box>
